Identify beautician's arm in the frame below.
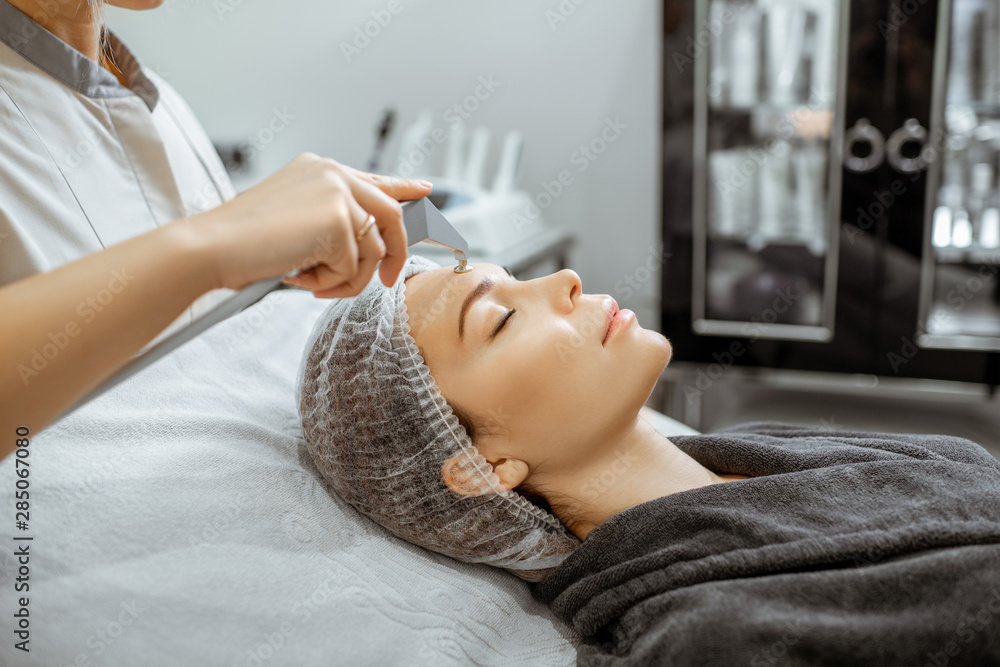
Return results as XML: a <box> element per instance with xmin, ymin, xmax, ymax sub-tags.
<box><xmin>0</xmin><ymin>153</ymin><xmax>430</xmax><ymax>459</ymax></box>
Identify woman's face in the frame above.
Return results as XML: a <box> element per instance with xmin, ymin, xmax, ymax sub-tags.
<box><xmin>403</xmin><ymin>262</ymin><xmax>672</xmax><ymax>487</ymax></box>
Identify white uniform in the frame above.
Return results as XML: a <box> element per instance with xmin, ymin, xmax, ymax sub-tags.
<box><xmin>0</xmin><ymin>0</ymin><xmax>235</xmax><ymax>339</ymax></box>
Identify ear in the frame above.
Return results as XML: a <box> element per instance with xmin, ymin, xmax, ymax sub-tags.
<box><xmin>441</xmin><ymin>452</ymin><xmax>529</xmax><ymax>496</ymax></box>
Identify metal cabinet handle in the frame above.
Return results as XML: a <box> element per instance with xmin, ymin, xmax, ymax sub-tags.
<box><xmin>886</xmin><ymin>118</ymin><xmax>929</xmax><ymax>174</ymax></box>
<box><xmin>843</xmin><ymin>119</ymin><xmax>886</xmax><ymax>173</ymax></box>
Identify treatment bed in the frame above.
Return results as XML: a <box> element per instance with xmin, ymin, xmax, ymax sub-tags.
<box><xmin>16</xmin><ymin>286</ymin><xmax>990</xmax><ymax>666</ymax></box>
<box><xmin>0</xmin><ymin>288</ymin><xmax>694</xmax><ymax>666</ymax></box>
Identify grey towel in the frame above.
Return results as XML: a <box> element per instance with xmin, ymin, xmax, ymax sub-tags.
<box><xmin>533</xmin><ymin>422</ymin><xmax>1000</xmax><ymax>666</ymax></box>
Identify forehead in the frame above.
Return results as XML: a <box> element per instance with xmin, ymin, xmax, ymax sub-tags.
<box><xmin>405</xmin><ymin>262</ymin><xmax>504</xmax><ymax>306</ymax></box>
<box><xmin>403</xmin><ymin>262</ymin><xmax>504</xmax><ymax>342</ymax></box>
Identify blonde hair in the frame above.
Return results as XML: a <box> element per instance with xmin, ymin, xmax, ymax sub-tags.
<box><xmin>87</xmin><ymin>0</ymin><xmax>107</xmax><ymax>61</ymax></box>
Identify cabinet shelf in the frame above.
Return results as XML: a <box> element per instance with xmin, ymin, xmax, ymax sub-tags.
<box><xmin>946</xmin><ymin>101</ymin><xmax>1000</xmax><ymax>117</ymax></box>
<box><xmin>933</xmin><ymin>247</ymin><xmax>1000</xmax><ymax>265</ymax></box>
<box><xmin>692</xmin><ymin>0</ymin><xmax>845</xmax><ymax>343</ymax></box>
<box><xmin>709</xmin><ymin>102</ymin><xmax>835</xmax><ymax>115</ymax></box>
<box><xmin>709</xmin><ymin>232</ymin><xmax>827</xmax><ymax>254</ymax></box>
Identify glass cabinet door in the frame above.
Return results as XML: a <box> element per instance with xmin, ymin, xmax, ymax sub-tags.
<box><xmin>692</xmin><ymin>0</ymin><xmax>848</xmax><ymax>341</ymax></box>
<box><xmin>918</xmin><ymin>0</ymin><xmax>1000</xmax><ymax>351</ymax></box>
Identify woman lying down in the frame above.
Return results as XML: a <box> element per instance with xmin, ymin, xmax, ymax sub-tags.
<box><xmin>296</xmin><ymin>255</ymin><xmax>1000</xmax><ymax>665</ymax></box>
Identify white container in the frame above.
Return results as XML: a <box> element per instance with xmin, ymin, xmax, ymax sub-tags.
<box><xmin>729</xmin><ymin>4</ymin><xmax>761</xmax><ymax>107</ymax></box>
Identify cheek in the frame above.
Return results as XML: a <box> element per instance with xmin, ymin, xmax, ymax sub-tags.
<box><xmin>503</xmin><ymin>326</ymin><xmax>596</xmax><ymax>412</ymax></box>
<box><xmin>601</xmin><ymin>330</ymin><xmax>673</xmax><ymax>413</ymax></box>
<box><xmin>495</xmin><ymin>331</ymin><xmax>614</xmax><ymax>451</ymax></box>
<box><xmin>526</xmin><ymin>325</ymin><xmax>667</xmax><ymax>414</ymax></box>
<box><xmin>489</xmin><ymin>326</ymin><xmax>671</xmax><ymax>447</ymax></box>
<box><xmin>460</xmin><ymin>337</ymin><xmax>562</xmax><ymax>429</ymax></box>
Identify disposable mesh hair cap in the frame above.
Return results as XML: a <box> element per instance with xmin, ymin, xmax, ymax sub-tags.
<box><xmin>296</xmin><ymin>254</ymin><xmax>581</xmax><ymax>582</ymax></box>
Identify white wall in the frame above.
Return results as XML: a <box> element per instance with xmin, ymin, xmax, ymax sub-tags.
<box><xmin>107</xmin><ymin>0</ymin><xmax>663</xmax><ymax>326</ymax></box>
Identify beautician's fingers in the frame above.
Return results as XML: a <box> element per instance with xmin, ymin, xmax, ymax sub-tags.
<box><xmin>313</xmin><ymin>225</ymin><xmax>385</xmax><ymax>299</ymax></box>
<box><xmin>196</xmin><ymin>153</ymin><xmax>420</xmax><ymax>292</ymax></box>
<box><xmin>334</xmin><ymin>163</ymin><xmax>412</xmax><ymax>288</ymax></box>
<box><xmin>282</xmin><ymin>197</ymin><xmax>362</xmax><ymax>292</ymax></box>
<box><xmin>341</xmin><ymin>164</ymin><xmax>433</xmax><ymax>202</ymax></box>
<box><xmin>374</xmin><ymin>209</ymin><xmax>406</xmax><ymax>289</ymax></box>
<box><xmin>311</xmin><ymin>216</ymin><xmax>387</xmax><ymax>298</ymax></box>
<box><xmin>336</xmin><ymin>167</ymin><xmax>409</xmax><ymax>287</ymax></box>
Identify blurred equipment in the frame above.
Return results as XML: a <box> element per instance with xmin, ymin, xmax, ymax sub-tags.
<box><xmin>367</xmin><ymin>107</ymin><xmax>396</xmax><ymax>172</ymax></box>
<box><xmin>393</xmin><ymin>113</ymin><xmax>549</xmax><ymax>254</ymax></box>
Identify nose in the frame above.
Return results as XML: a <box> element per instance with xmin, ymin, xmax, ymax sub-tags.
<box><xmin>546</xmin><ymin>269</ymin><xmax>581</xmax><ymax>314</ymax></box>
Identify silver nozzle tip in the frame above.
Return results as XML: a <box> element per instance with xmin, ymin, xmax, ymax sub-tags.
<box><xmin>454</xmin><ymin>259</ymin><xmax>473</xmax><ymax>273</ymax></box>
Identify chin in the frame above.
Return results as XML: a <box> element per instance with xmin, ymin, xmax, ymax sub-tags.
<box><xmin>621</xmin><ymin>331</ymin><xmax>672</xmax><ymax>393</ymax></box>
<box><xmin>593</xmin><ymin>333</ymin><xmax>672</xmax><ymax>436</ymax></box>
<box><xmin>108</xmin><ymin>0</ymin><xmax>166</xmax><ymax>8</ymax></box>
<box><xmin>661</xmin><ymin>336</ymin><xmax>674</xmax><ymax>367</ymax></box>
<box><xmin>638</xmin><ymin>328</ymin><xmax>673</xmax><ymax>370</ymax></box>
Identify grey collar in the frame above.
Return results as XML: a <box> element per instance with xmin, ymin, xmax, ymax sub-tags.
<box><xmin>0</xmin><ymin>0</ymin><xmax>158</xmax><ymax>110</ymax></box>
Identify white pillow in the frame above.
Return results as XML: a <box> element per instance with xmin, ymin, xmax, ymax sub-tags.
<box><xmin>639</xmin><ymin>405</ymin><xmax>699</xmax><ymax>436</ymax></box>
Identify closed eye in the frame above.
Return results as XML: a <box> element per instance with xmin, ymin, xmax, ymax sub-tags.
<box><xmin>489</xmin><ymin>308</ymin><xmax>516</xmax><ymax>340</ymax></box>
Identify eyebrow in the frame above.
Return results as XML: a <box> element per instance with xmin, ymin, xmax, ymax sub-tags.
<box><xmin>458</xmin><ymin>265</ymin><xmax>514</xmax><ymax>342</ymax></box>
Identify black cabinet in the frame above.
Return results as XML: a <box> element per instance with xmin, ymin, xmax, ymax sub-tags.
<box><xmin>661</xmin><ymin>0</ymin><xmax>1000</xmax><ymax>386</ymax></box>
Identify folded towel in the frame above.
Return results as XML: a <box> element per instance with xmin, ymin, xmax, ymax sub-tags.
<box><xmin>533</xmin><ymin>422</ymin><xmax>1000</xmax><ymax>666</ymax></box>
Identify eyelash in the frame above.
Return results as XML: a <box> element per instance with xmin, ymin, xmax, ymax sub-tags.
<box><xmin>490</xmin><ymin>308</ymin><xmax>516</xmax><ymax>339</ymax></box>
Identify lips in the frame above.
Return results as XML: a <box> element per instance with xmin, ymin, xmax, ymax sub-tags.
<box><xmin>602</xmin><ymin>298</ymin><xmax>619</xmax><ymax>346</ymax></box>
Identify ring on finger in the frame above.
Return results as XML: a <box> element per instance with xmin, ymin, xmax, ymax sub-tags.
<box><xmin>354</xmin><ymin>213</ymin><xmax>376</xmax><ymax>243</ymax></box>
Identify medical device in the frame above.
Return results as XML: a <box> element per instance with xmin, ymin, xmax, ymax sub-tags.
<box><xmin>59</xmin><ymin>197</ymin><xmax>471</xmax><ymax>419</ymax></box>
<box><xmin>401</xmin><ymin>197</ymin><xmax>473</xmax><ymax>273</ymax></box>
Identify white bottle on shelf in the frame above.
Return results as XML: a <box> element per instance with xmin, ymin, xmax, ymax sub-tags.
<box><xmin>729</xmin><ymin>4</ymin><xmax>761</xmax><ymax>108</ymax></box>
<box><xmin>709</xmin><ymin>150</ymin><xmax>741</xmax><ymax>237</ymax></box>
<box><xmin>952</xmin><ymin>211</ymin><xmax>974</xmax><ymax>248</ymax></box>
<box><xmin>932</xmin><ymin>162</ymin><xmax>964</xmax><ymax>249</ymax></box>
<box><xmin>804</xmin><ymin>0</ymin><xmax>836</xmax><ymax>108</ymax></box>
<box><xmin>793</xmin><ymin>143</ymin><xmax>827</xmax><ymax>253</ymax></box>
<box><xmin>395</xmin><ymin>109</ymin><xmax>435</xmax><ymax>179</ymax></box>
<box><xmin>708</xmin><ymin>0</ymin><xmax>730</xmax><ymax>106</ymax></box>
<box><xmin>946</xmin><ymin>0</ymin><xmax>976</xmax><ymax>103</ymax></box>
<box><xmin>979</xmin><ymin>207</ymin><xmax>1000</xmax><ymax>248</ymax></box>
<box><xmin>443</xmin><ymin>123</ymin><xmax>467</xmax><ymax>182</ymax></box>
<box><xmin>978</xmin><ymin>147</ymin><xmax>1000</xmax><ymax>249</ymax></box>
<box><xmin>968</xmin><ymin>162</ymin><xmax>993</xmax><ymax>242</ymax></box>
<box><xmin>763</xmin><ymin>0</ymin><xmax>806</xmax><ymax>106</ymax></box>
<box><xmin>950</xmin><ymin>157</ymin><xmax>973</xmax><ymax>249</ymax></box>
<box><xmin>757</xmin><ymin>140</ymin><xmax>791</xmax><ymax>242</ymax></box>
<box><xmin>932</xmin><ymin>205</ymin><xmax>954</xmax><ymax>249</ymax></box>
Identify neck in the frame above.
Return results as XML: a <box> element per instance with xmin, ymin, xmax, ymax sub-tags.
<box><xmin>546</xmin><ymin>416</ymin><xmax>729</xmax><ymax>541</ymax></box>
<box><xmin>9</xmin><ymin>1</ymin><xmax>102</xmax><ymax>62</ymax></box>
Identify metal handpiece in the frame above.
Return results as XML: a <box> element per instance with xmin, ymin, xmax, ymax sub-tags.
<box><xmin>401</xmin><ymin>197</ymin><xmax>473</xmax><ymax>273</ymax></box>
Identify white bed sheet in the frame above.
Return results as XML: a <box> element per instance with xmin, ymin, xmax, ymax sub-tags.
<box><xmin>0</xmin><ymin>289</ymin><xmax>698</xmax><ymax>667</ymax></box>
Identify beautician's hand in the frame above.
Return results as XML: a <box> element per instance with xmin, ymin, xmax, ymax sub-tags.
<box><xmin>193</xmin><ymin>153</ymin><xmax>432</xmax><ymax>297</ymax></box>
<box><xmin>0</xmin><ymin>154</ymin><xmax>430</xmax><ymax>448</ymax></box>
